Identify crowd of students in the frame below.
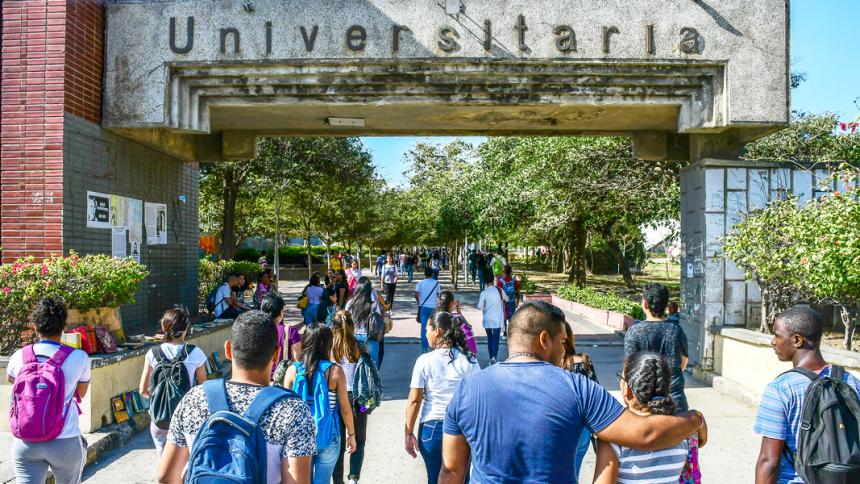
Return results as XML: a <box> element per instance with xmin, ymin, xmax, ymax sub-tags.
<box><xmin>5</xmin><ymin>255</ymin><xmax>860</xmax><ymax>484</ymax></box>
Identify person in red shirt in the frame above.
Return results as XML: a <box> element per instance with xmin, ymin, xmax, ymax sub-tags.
<box><xmin>496</xmin><ymin>265</ymin><xmax>521</xmax><ymax>335</ymax></box>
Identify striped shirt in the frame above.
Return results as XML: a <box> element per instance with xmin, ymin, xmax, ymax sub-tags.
<box><xmin>753</xmin><ymin>365</ymin><xmax>860</xmax><ymax>483</ymax></box>
<box><xmin>611</xmin><ymin>440</ymin><xmax>689</xmax><ymax>483</ymax></box>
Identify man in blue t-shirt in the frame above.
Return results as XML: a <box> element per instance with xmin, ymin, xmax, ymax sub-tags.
<box><xmin>440</xmin><ymin>301</ymin><xmax>707</xmax><ymax>484</ymax></box>
<box><xmin>754</xmin><ymin>305</ymin><xmax>860</xmax><ymax>484</ymax></box>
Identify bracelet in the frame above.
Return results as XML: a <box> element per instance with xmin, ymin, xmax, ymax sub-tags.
<box><xmin>348</xmin><ymin>433</ymin><xmax>356</xmax><ymax>437</ymax></box>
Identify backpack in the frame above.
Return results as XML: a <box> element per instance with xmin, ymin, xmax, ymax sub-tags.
<box><xmin>501</xmin><ymin>276</ymin><xmax>517</xmax><ymax>303</ymax></box>
<box><xmin>205</xmin><ymin>284</ymin><xmax>227</xmax><ymax>314</ymax></box>
<box><xmin>149</xmin><ymin>344</ymin><xmax>196</xmax><ymax>430</ymax></box>
<box><xmin>293</xmin><ymin>361</ymin><xmax>339</xmax><ymax>449</ymax></box>
<box><xmin>186</xmin><ymin>380</ymin><xmax>297</xmax><ymax>483</ymax></box>
<box><xmin>492</xmin><ymin>257</ymin><xmax>504</xmax><ymax>275</ymax></box>
<box><xmin>784</xmin><ymin>366</ymin><xmax>860</xmax><ymax>484</ymax></box>
<box><xmin>9</xmin><ymin>344</ymin><xmax>78</xmax><ymax>442</ymax></box>
<box><xmin>352</xmin><ymin>351</ymin><xmax>382</xmax><ymax>414</ymax></box>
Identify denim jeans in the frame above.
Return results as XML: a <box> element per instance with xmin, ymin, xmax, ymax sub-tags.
<box><xmin>355</xmin><ymin>333</ymin><xmax>380</xmax><ymax>368</ymax></box>
<box><xmin>312</xmin><ymin>434</ymin><xmax>341</xmax><ymax>484</ymax></box>
<box><xmin>304</xmin><ymin>303</ymin><xmax>320</xmax><ymax>324</ymax></box>
<box><xmin>334</xmin><ymin>396</ymin><xmax>368</xmax><ymax>484</ymax></box>
<box><xmin>432</xmin><ymin>269</ymin><xmax>439</xmax><ymax>280</ymax></box>
<box><xmin>419</xmin><ymin>306</ymin><xmax>435</xmax><ymax>352</ymax></box>
<box><xmin>485</xmin><ymin>328</ymin><xmax>501</xmax><ymax>359</ymax></box>
<box><xmin>418</xmin><ymin>420</ymin><xmax>468</xmax><ymax>484</ymax></box>
<box><xmin>574</xmin><ymin>429</ymin><xmax>591</xmax><ymax>477</ymax></box>
<box><xmin>406</xmin><ymin>264</ymin><xmax>414</xmax><ymax>282</ymax></box>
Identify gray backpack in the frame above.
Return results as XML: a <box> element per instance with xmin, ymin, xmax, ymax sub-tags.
<box><xmin>149</xmin><ymin>345</ymin><xmax>195</xmax><ymax>430</ymax></box>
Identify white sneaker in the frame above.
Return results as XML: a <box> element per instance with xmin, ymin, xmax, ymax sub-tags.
<box><xmin>348</xmin><ymin>480</ymin><xmax>358</xmax><ymax>484</ymax></box>
<box><xmin>490</xmin><ymin>357</ymin><xmax>497</xmax><ymax>365</ymax></box>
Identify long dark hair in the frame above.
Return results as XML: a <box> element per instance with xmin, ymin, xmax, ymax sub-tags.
<box><xmin>430</xmin><ymin>311</ymin><xmax>475</xmax><ymax>363</ymax></box>
<box><xmin>348</xmin><ymin>278</ymin><xmax>374</xmax><ymax>325</ymax></box>
<box><xmin>435</xmin><ymin>290</ymin><xmax>456</xmax><ymax>314</ymax></box>
<box><xmin>623</xmin><ymin>352</ymin><xmax>676</xmax><ymax>416</ymax></box>
<box><xmin>300</xmin><ymin>323</ymin><xmax>334</xmax><ymax>381</ymax></box>
<box><xmin>332</xmin><ymin>310</ymin><xmax>360</xmax><ymax>363</ymax></box>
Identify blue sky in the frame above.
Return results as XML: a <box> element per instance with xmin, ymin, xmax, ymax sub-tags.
<box><xmin>363</xmin><ymin>2</ymin><xmax>860</xmax><ymax>186</ymax></box>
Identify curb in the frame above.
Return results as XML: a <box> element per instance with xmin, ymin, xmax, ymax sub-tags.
<box><xmin>85</xmin><ymin>412</ymin><xmax>151</xmax><ymax>468</ymax></box>
<box><xmin>691</xmin><ymin>367</ymin><xmax>762</xmax><ymax>408</ymax></box>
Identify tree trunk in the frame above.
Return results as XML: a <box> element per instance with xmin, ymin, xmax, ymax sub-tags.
<box><xmin>760</xmin><ymin>284</ymin><xmax>771</xmax><ymax>334</ymax></box>
<box><xmin>606</xmin><ymin>237</ymin><xmax>636</xmax><ymax>290</ymax></box>
<box><xmin>842</xmin><ymin>305</ymin><xmax>857</xmax><ymax>351</ymax></box>
<box><xmin>219</xmin><ymin>169</ymin><xmax>240</xmax><ymax>260</ymax></box>
<box><xmin>451</xmin><ymin>242</ymin><xmax>460</xmax><ymax>290</ymax></box>
<box><xmin>305</xmin><ymin>228</ymin><xmax>313</xmax><ymax>279</ymax></box>
<box><xmin>568</xmin><ymin>221</ymin><xmax>587</xmax><ymax>287</ymax></box>
<box><xmin>325</xmin><ymin>239</ymin><xmax>332</xmax><ymax>271</ymax></box>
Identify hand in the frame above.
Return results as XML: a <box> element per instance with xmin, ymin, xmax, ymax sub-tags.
<box><xmin>347</xmin><ymin>435</ymin><xmax>357</xmax><ymax>454</ymax></box>
<box><xmin>405</xmin><ymin>434</ymin><xmax>418</xmax><ymax>458</ymax></box>
<box><xmin>696</xmin><ymin>412</ymin><xmax>708</xmax><ymax>448</ymax></box>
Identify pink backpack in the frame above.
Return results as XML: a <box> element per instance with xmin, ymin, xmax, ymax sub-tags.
<box><xmin>9</xmin><ymin>344</ymin><xmax>77</xmax><ymax>442</ymax></box>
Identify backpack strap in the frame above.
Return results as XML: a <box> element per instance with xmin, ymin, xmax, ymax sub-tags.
<box><xmin>782</xmin><ymin>367</ymin><xmax>820</xmax><ymax>382</ymax></box>
<box><xmin>203</xmin><ymin>379</ymin><xmax>230</xmax><ymax>414</ymax></box>
<box><xmin>830</xmin><ymin>365</ymin><xmax>845</xmax><ymax>381</ymax></box>
<box><xmin>21</xmin><ymin>344</ymin><xmax>37</xmax><ymax>365</ymax></box>
<box><xmin>153</xmin><ymin>346</ymin><xmax>167</xmax><ymax>364</ymax></box>
<box><xmin>47</xmin><ymin>344</ymin><xmax>75</xmax><ymax>367</ymax></box>
<box><xmin>173</xmin><ymin>344</ymin><xmax>196</xmax><ymax>363</ymax></box>
<box><xmin>243</xmin><ymin>386</ymin><xmax>294</xmax><ymax>425</ymax></box>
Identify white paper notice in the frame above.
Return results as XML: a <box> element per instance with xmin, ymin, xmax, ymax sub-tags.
<box><xmin>155</xmin><ymin>204</ymin><xmax>167</xmax><ymax>244</ymax></box>
<box><xmin>130</xmin><ymin>241</ymin><xmax>141</xmax><ymax>263</ymax></box>
<box><xmin>145</xmin><ymin>202</ymin><xmax>158</xmax><ymax>244</ymax></box>
<box><xmin>86</xmin><ymin>191</ymin><xmax>111</xmax><ymax>229</ymax></box>
<box><xmin>127</xmin><ymin>199</ymin><xmax>143</xmax><ymax>245</ymax></box>
<box><xmin>686</xmin><ymin>262</ymin><xmax>694</xmax><ymax>278</ymax></box>
<box><xmin>112</xmin><ymin>227</ymin><xmax>127</xmax><ymax>258</ymax></box>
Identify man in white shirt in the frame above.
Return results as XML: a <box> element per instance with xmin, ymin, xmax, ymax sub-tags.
<box><xmin>415</xmin><ymin>267</ymin><xmax>441</xmax><ymax>352</ymax></box>
<box><xmin>477</xmin><ymin>272</ymin><xmax>508</xmax><ymax>364</ymax></box>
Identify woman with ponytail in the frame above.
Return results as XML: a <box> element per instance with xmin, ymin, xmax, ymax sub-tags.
<box><xmin>331</xmin><ymin>311</ymin><xmax>370</xmax><ymax>484</ymax></box>
<box><xmin>593</xmin><ymin>352</ymin><xmax>706</xmax><ymax>484</ymax></box>
<box><xmin>434</xmin><ymin>291</ymin><xmax>478</xmax><ymax>355</ymax></box>
<box><xmin>404</xmin><ymin>311</ymin><xmax>480</xmax><ymax>484</ymax></box>
<box><xmin>139</xmin><ymin>308</ymin><xmax>208</xmax><ymax>455</ymax></box>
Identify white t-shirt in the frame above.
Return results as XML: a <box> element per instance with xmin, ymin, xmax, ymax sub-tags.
<box><xmin>410</xmin><ymin>348</ymin><xmax>480</xmax><ymax>422</ymax></box>
<box><xmin>145</xmin><ymin>343</ymin><xmax>208</xmax><ymax>385</ymax></box>
<box><xmin>477</xmin><ymin>286</ymin><xmax>508</xmax><ymax>329</ymax></box>
<box><xmin>7</xmin><ymin>341</ymin><xmax>92</xmax><ymax>439</ymax></box>
<box><xmin>415</xmin><ymin>279</ymin><xmax>441</xmax><ymax>308</ymax></box>
<box><xmin>213</xmin><ymin>283</ymin><xmax>232</xmax><ymax>318</ymax></box>
<box><xmin>382</xmin><ymin>264</ymin><xmax>398</xmax><ymax>284</ymax></box>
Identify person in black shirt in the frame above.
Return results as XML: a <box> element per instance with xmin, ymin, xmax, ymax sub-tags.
<box><xmin>623</xmin><ymin>284</ymin><xmax>689</xmax><ymax>412</ymax></box>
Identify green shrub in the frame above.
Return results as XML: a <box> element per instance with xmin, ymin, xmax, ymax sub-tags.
<box><xmin>199</xmin><ymin>259</ymin><xmax>262</xmax><ymax>308</ymax></box>
<box><xmin>557</xmin><ymin>284</ymin><xmax>645</xmax><ymax>320</ymax></box>
<box><xmin>233</xmin><ymin>247</ymin><xmax>262</xmax><ymax>263</ymax></box>
<box><xmin>0</xmin><ymin>251</ymin><xmax>149</xmax><ymax>354</ymax></box>
<box><xmin>520</xmin><ymin>273</ymin><xmax>537</xmax><ymax>294</ymax></box>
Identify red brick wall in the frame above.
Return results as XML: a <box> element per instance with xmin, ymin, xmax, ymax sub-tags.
<box><xmin>0</xmin><ymin>1</ymin><xmax>68</xmax><ymax>262</ymax></box>
<box><xmin>64</xmin><ymin>0</ymin><xmax>103</xmax><ymax>124</ymax></box>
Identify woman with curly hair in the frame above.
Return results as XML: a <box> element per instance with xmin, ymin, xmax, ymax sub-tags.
<box><xmin>593</xmin><ymin>352</ymin><xmax>707</xmax><ymax>484</ymax></box>
<box><xmin>404</xmin><ymin>311</ymin><xmax>480</xmax><ymax>483</ymax></box>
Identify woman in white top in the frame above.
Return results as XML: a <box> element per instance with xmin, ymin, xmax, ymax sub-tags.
<box><xmin>7</xmin><ymin>298</ymin><xmax>91</xmax><ymax>484</ymax></box>
<box><xmin>405</xmin><ymin>311</ymin><xmax>481</xmax><ymax>484</ymax></box>
<box><xmin>139</xmin><ymin>308</ymin><xmax>208</xmax><ymax>455</ymax></box>
<box><xmin>331</xmin><ymin>310</ymin><xmax>369</xmax><ymax>484</ymax></box>
<box><xmin>380</xmin><ymin>255</ymin><xmax>398</xmax><ymax>315</ymax></box>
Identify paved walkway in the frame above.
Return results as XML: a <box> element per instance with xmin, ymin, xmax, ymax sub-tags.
<box><xmin>79</xmin><ymin>270</ymin><xmax>762</xmax><ymax>482</ymax></box>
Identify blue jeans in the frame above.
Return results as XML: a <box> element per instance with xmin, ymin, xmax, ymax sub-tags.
<box><xmin>486</xmin><ymin>328</ymin><xmax>501</xmax><ymax>359</ymax></box>
<box><xmin>355</xmin><ymin>333</ymin><xmax>380</xmax><ymax>368</ymax></box>
<box><xmin>419</xmin><ymin>306</ymin><xmax>435</xmax><ymax>352</ymax></box>
<box><xmin>312</xmin><ymin>434</ymin><xmax>341</xmax><ymax>484</ymax></box>
<box><xmin>418</xmin><ymin>420</ymin><xmax>469</xmax><ymax>484</ymax></box>
<box><xmin>575</xmin><ymin>429</ymin><xmax>591</xmax><ymax>477</ymax></box>
<box><xmin>406</xmin><ymin>264</ymin><xmax>414</xmax><ymax>282</ymax></box>
<box><xmin>478</xmin><ymin>277</ymin><xmax>486</xmax><ymax>292</ymax></box>
<box><xmin>304</xmin><ymin>303</ymin><xmax>320</xmax><ymax>324</ymax></box>
<box><xmin>432</xmin><ymin>269</ymin><xmax>439</xmax><ymax>280</ymax></box>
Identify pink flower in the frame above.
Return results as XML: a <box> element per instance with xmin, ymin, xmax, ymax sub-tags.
<box><xmin>840</xmin><ymin>122</ymin><xmax>848</xmax><ymax>131</ymax></box>
<box><xmin>2</xmin><ymin>288</ymin><xmax>10</xmax><ymax>294</ymax></box>
<box><xmin>41</xmin><ymin>265</ymin><xmax>48</xmax><ymax>275</ymax></box>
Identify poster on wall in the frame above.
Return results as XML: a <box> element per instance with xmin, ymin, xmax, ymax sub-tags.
<box><xmin>127</xmin><ymin>199</ymin><xmax>143</xmax><ymax>245</ymax></box>
<box><xmin>110</xmin><ymin>195</ymin><xmax>128</xmax><ymax>228</ymax></box>
<box><xmin>112</xmin><ymin>227</ymin><xmax>127</xmax><ymax>258</ymax></box>
<box><xmin>86</xmin><ymin>191</ymin><xmax>111</xmax><ymax>228</ymax></box>
<box><xmin>130</xmin><ymin>241</ymin><xmax>141</xmax><ymax>263</ymax></box>
<box><xmin>156</xmin><ymin>204</ymin><xmax>167</xmax><ymax>244</ymax></box>
<box><xmin>145</xmin><ymin>202</ymin><xmax>168</xmax><ymax>245</ymax></box>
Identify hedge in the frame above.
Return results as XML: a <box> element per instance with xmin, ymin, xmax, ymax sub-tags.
<box><xmin>556</xmin><ymin>284</ymin><xmax>645</xmax><ymax>320</ymax></box>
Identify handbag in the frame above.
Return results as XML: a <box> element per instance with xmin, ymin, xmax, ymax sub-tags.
<box><xmin>296</xmin><ymin>295</ymin><xmax>309</xmax><ymax>310</ymax></box>
<box><xmin>415</xmin><ymin>280</ymin><xmax>439</xmax><ymax>323</ymax></box>
<box><xmin>383</xmin><ymin>313</ymin><xmax>393</xmax><ymax>334</ymax></box>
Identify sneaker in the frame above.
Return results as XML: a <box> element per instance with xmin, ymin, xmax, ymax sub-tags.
<box><xmin>490</xmin><ymin>357</ymin><xmax>497</xmax><ymax>365</ymax></box>
<box><xmin>348</xmin><ymin>480</ymin><xmax>358</xmax><ymax>484</ymax></box>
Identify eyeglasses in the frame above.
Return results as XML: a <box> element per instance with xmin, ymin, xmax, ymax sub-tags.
<box><xmin>615</xmin><ymin>370</ymin><xmax>626</xmax><ymax>382</ymax></box>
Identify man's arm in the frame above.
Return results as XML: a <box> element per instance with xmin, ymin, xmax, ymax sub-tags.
<box><xmin>157</xmin><ymin>443</ymin><xmax>189</xmax><ymax>484</ymax></box>
<box><xmin>594</xmin><ymin>409</ymin><xmax>703</xmax><ymax>450</ymax></box>
<box><xmin>755</xmin><ymin>437</ymin><xmax>784</xmax><ymax>484</ymax></box>
<box><xmin>439</xmin><ymin>433</ymin><xmax>470</xmax><ymax>484</ymax></box>
<box><xmin>282</xmin><ymin>456</ymin><xmax>312</xmax><ymax>484</ymax></box>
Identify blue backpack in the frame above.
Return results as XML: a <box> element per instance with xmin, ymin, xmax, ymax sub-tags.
<box><xmin>501</xmin><ymin>276</ymin><xmax>517</xmax><ymax>303</ymax></box>
<box><xmin>293</xmin><ymin>361</ymin><xmax>339</xmax><ymax>449</ymax></box>
<box><xmin>185</xmin><ymin>380</ymin><xmax>297</xmax><ymax>483</ymax></box>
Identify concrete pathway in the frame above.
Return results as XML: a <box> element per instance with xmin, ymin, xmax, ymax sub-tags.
<box><xmin>81</xmin><ymin>270</ymin><xmax>763</xmax><ymax>483</ymax></box>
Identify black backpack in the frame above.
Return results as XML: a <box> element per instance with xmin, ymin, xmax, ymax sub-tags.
<box><xmin>784</xmin><ymin>366</ymin><xmax>860</xmax><ymax>484</ymax></box>
<box><xmin>149</xmin><ymin>344</ymin><xmax>196</xmax><ymax>430</ymax></box>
